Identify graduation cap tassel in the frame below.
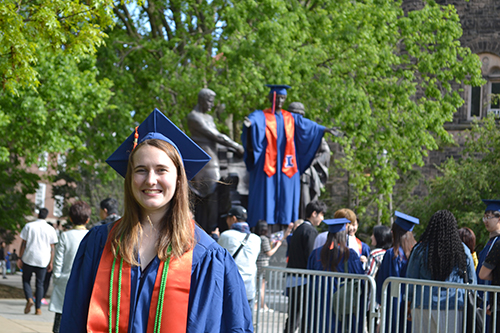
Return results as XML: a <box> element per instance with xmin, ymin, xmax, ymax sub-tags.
<box><xmin>132</xmin><ymin>126</ymin><xmax>139</xmax><ymax>150</ymax></box>
<box><xmin>272</xmin><ymin>91</ymin><xmax>276</xmax><ymax>114</ymax></box>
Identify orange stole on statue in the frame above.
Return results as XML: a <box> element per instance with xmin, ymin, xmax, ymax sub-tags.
<box><xmin>263</xmin><ymin>108</ymin><xmax>298</xmax><ymax>178</ymax></box>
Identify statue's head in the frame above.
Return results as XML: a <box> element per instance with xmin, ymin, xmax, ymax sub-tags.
<box><xmin>268</xmin><ymin>93</ymin><xmax>287</xmax><ymax>110</ymax></box>
<box><xmin>198</xmin><ymin>88</ymin><xmax>216</xmax><ymax>113</ymax></box>
<box><xmin>288</xmin><ymin>102</ymin><xmax>305</xmax><ymax>116</ymax></box>
<box><xmin>265</xmin><ymin>84</ymin><xmax>291</xmax><ymax>111</ymax></box>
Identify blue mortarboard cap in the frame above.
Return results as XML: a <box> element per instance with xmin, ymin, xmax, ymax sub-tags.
<box><xmin>265</xmin><ymin>84</ymin><xmax>291</xmax><ymax>96</ymax></box>
<box><xmin>482</xmin><ymin>199</ymin><xmax>500</xmax><ymax>213</ymax></box>
<box><xmin>394</xmin><ymin>211</ymin><xmax>419</xmax><ymax>232</ymax></box>
<box><xmin>323</xmin><ymin>218</ymin><xmax>350</xmax><ymax>233</ymax></box>
<box><xmin>106</xmin><ymin>109</ymin><xmax>211</xmax><ymax>180</ymax></box>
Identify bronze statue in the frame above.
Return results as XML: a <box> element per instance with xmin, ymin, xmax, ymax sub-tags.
<box><xmin>288</xmin><ymin>102</ymin><xmax>331</xmax><ymax>219</ymax></box>
<box><xmin>188</xmin><ymin>88</ymin><xmax>244</xmax><ymax>232</ymax></box>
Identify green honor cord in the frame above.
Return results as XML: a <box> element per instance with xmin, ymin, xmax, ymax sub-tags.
<box><xmin>108</xmin><ymin>244</ymin><xmax>172</xmax><ymax>333</ymax></box>
<box><xmin>153</xmin><ymin>245</ymin><xmax>172</xmax><ymax>333</ymax></box>
<box><xmin>109</xmin><ymin>246</ymin><xmax>124</xmax><ymax>333</ymax></box>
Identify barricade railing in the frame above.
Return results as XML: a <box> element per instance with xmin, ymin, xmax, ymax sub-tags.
<box><xmin>254</xmin><ymin>266</ymin><xmax>377</xmax><ymax>333</ymax></box>
<box><xmin>380</xmin><ymin>276</ymin><xmax>500</xmax><ymax>333</ymax></box>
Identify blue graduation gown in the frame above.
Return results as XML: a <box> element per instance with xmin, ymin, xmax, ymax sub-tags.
<box><xmin>59</xmin><ymin>224</ymin><xmax>253</xmax><ymax>333</ymax></box>
<box><xmin>476</xmin><ymin>235</ymin><xmax>500</xmax><ymax>285</ymax></box>
<box><xmin>306</xmin><ymin>248</ymin><xmax>365</xmax><ymax>333</ymax></box>
<box><xmin>242</xmin><ymin>110</ymin><xmax>325</xmax><ymax>227</ymax></box>
<box><xmin>475</xmin><ymin>236</ymin><xmax>500</xmax><ymax>333</ymax></box>
<box><xmin>376</xmin><ymin>247</ymin><xmax>410</xmax><ymax>333</ymax></box>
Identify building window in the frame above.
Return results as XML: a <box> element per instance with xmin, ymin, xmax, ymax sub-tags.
<box><xmin>57</xmin><ymin>153</ymin><xmax>66</xmax><ymax>173</ymax></box>
<box><xmin>469</xmin><ymin>53</ymin><xmax>500</xmax><ymax>119</ymax></box>
<box><xmin>489</xmin><ymin>81</ymin><xmax>500</xmax><ymax>116</ymax></box>
<box><xmin>470</xmin><ymin>85</ymin><xmax>481</xmax><ymax>118</ymax></box>
<box><xmin>53</xmin><ymin>195</ymin><xmax>64</xmax><ymax>217</ymax></box>
<box><xmin>38</xmin><ymin>152</ymin><xmax>48</xmax><ymax>171</ymax></box>
<box><xmin>35</xmin><ymin>183</ymin><xmax>46</xmax><ymax>213</ymax></box>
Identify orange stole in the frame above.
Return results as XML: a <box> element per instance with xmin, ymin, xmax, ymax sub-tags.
<box><xmin>263</xmin><ymin>108</ymin><xmax>298</xmax><ymax>178</ymax></box>
<box><xmin>355</xmin><ymin>238</ymin><xmax>363</xmax><ymax>256</ymax></box>
<box><xmin>87</xmin><ymin>235</ymin><xmax>193</xmax><ymax>333</ymax></box>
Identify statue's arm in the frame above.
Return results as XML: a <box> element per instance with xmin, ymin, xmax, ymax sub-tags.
<box><xmin>242</xmin><ymin>116</ymin><xmax>254</xmax><ymax>167</ymax></box>
<box><xmin>324</xmin><ymin>127</ymin><xmax>343</xmax><ymax>137</ymax></box>
<box><xmin>188</xmin><ymin>112</ymin><xmax>244</xmax><ymax>156</ymax></box>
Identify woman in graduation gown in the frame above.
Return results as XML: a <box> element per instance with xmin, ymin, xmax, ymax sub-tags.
<box><xmin>307</xmin><ymin>218</ymin><xmax>365</xmax><ymax>333</ymax></box>
<box><xmin>60</xmin><ymin>109</ymin><xmax>253</xmax><ymax>333</ymax></box>
<box><xmin>375</xmin><ymin>211</ymin><xmax>418</xmax><ymax>333</ymax></box>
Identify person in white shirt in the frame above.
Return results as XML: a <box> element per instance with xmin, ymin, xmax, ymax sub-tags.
<box><xmin>18</xmin><ymin>208</ymin><xmax>58</xmax><ymax>315</ymax></box>
<box><xmin>49</xmin><ymin>201</ymin><xmax>90</xmax><ymax>333</ymax></box>
<box><xmin>218</xmin><ymin>206</ymin><xmax>261</xmax><ymax>314</ymax></box>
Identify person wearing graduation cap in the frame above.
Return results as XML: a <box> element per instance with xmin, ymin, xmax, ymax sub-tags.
<box><xmin>241</xmin><ymin>84</ymin><xmax>338</xmax><ymax>228</ymax></box>
<box><xmin>306</xmin><ymin>218</ymin><xmax>365</xmax><ymax>333</ymax></box>
<box><xmin>59</xmin><ymin>109</ymin><xmax>253</xmax><ymax>333</ymax></box>
<box><xmin>476</xmin><ymin>199</ymin><xmax>500</xmax><ymax>286</ymax></box>
<box><xmin>407</xmin><ymin>210</ymin><xmax>476</xmax><ymax>333</ymax></box>
<box><xmin>376</xmin><ymin>211</ymin><xmax>418</xmax><ymax>333</ymax></box>
<box><xmin>477</xmin><ymin>199</ymin><xmax>500</xmax><ymax>332</ymax></box>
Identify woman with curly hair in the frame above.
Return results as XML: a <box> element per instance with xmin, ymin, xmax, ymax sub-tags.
<box><xmin>407</xmin><ymin>210</ymin><xmax>476</xmax><ymax>332</ymax></box>
<box><xmin>376</xmin><ymin>211</ymin><xmax>418</xmax><ymax>333</ymax></box>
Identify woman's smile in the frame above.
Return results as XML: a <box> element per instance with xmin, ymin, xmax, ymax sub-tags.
<box><xmin>132</xmin><ymin>145</ymin><xmax>177</xmax><ymax>216</ymax></box>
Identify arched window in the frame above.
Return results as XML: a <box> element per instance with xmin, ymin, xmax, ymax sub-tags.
<box><xmin>468</xmin><ymin>53</ymin><xmax>500</xmax><ymax>119</ymax></box>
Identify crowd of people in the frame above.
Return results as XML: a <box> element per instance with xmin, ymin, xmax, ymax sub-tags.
<box><xmin>274</xmin><ymin>200</ymin><xmax>500</xmax><ymax>333</ymax></box>
<box><xmin>7</xmin><ymin>194</ymin><xmax>498</xmax><ymax>333</ymax></box>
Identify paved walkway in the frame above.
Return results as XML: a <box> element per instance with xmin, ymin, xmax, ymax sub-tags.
<box><xmin>0</xmin><ymin>272</ymin><xmax>54</xmax><ymax>333</ymax></box>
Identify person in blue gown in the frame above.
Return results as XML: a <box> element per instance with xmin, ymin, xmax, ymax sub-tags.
<box><xmin>475</xmin><ymin>199</ymin><xmax>500</xmax><ymax>332</ymax></box>
<box><xmin>476</xmin><ymin>200</ymin><xmax>500</xmax><ymax>285</ymax></box>
<box><xmin>376</xmin><ymin>211</ymin><xmax>418</xmax><ymax>333</ymax></box>
<box><xmin>60</xmin><ymin>109</ymin><xmax>253</xmax><ymax>333</ymax></box>
<box><xmin>241</xmin><ymin>84</ymin><xmax>333</xmax><ymax>227</ymax></box>
<box><xmin>307</xmin><ymin>218</ymin><xmax>365</xmax><ymax>332</ymax></box>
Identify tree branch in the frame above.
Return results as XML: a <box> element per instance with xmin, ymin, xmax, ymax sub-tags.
<box><xmin>159</xmin><ymin>6</ymin><xmax>174</xmax><ymax>41</ymax></box>
<box><xmin>142</xmin><ymin>3</ymin><xmax>159</xmax><ymax>39</ymax></box>
<box><xmin>113</xmin><ymin>6</ymin><xmax>141</xmax><ymax>41</ymax></box>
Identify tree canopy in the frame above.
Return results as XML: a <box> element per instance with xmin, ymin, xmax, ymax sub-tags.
<box><xmin>0</xmin><ymin>0</ymin><xmax>486</xmax><ymax>232</ymax></box>
<box><xmin>0</xmin><ymin>0</ymin><xmax>115</xmax><ymax>232</ymax></box>
<box><xmin>0</xmin><ymin>0</ymin><xmax>114</xmax><ymax>95</ymax></box>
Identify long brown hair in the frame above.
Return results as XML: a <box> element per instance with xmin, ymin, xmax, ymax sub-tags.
<box><xmin>109</xmin><ymin>139</ymin><xmax>194</xmax><ymax>265</ymax></box>
<box><xmin>320</xmin><ymin>229</ymin><xmax>349</xmax><ymax>272</ymax></box>
<box><xmin>392</xmin><ymin>223</ymin><xmax>416</xmax><ymax>259</ymax></box>
<box><xmin>318</xmin><ymin>208</ymin><xmax>356</xmax><ymax>271</ymax></box>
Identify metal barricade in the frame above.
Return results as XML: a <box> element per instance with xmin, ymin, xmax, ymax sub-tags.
<box><xmin>254</xmin><ymin>266</ymin><xmax>377</xmax><ymax>333</ymax></box>
<box><xmin>380</xmin><ymin>276</ymin><xmax>500</xmax><ymax>333</ymax></box>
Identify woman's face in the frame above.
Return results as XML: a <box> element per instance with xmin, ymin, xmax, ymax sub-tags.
<box><xmin>348</xmin><ymin>220</ymin><xmax>358</xmax><ymax>236</ymax></box>
<box><xmin>483</xmin><ymin>213</ymin><xmax>500</xmax><ymax>233</ymax></box>
<box><xmin>370</xmin><ymin>234</ymin><xmax>377</xmax><ymax>247</ymax></box>
<box><xmin>132</xmin><ymin>145</ymin><xmax>178</xmax><ymax>217</ymax></box>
